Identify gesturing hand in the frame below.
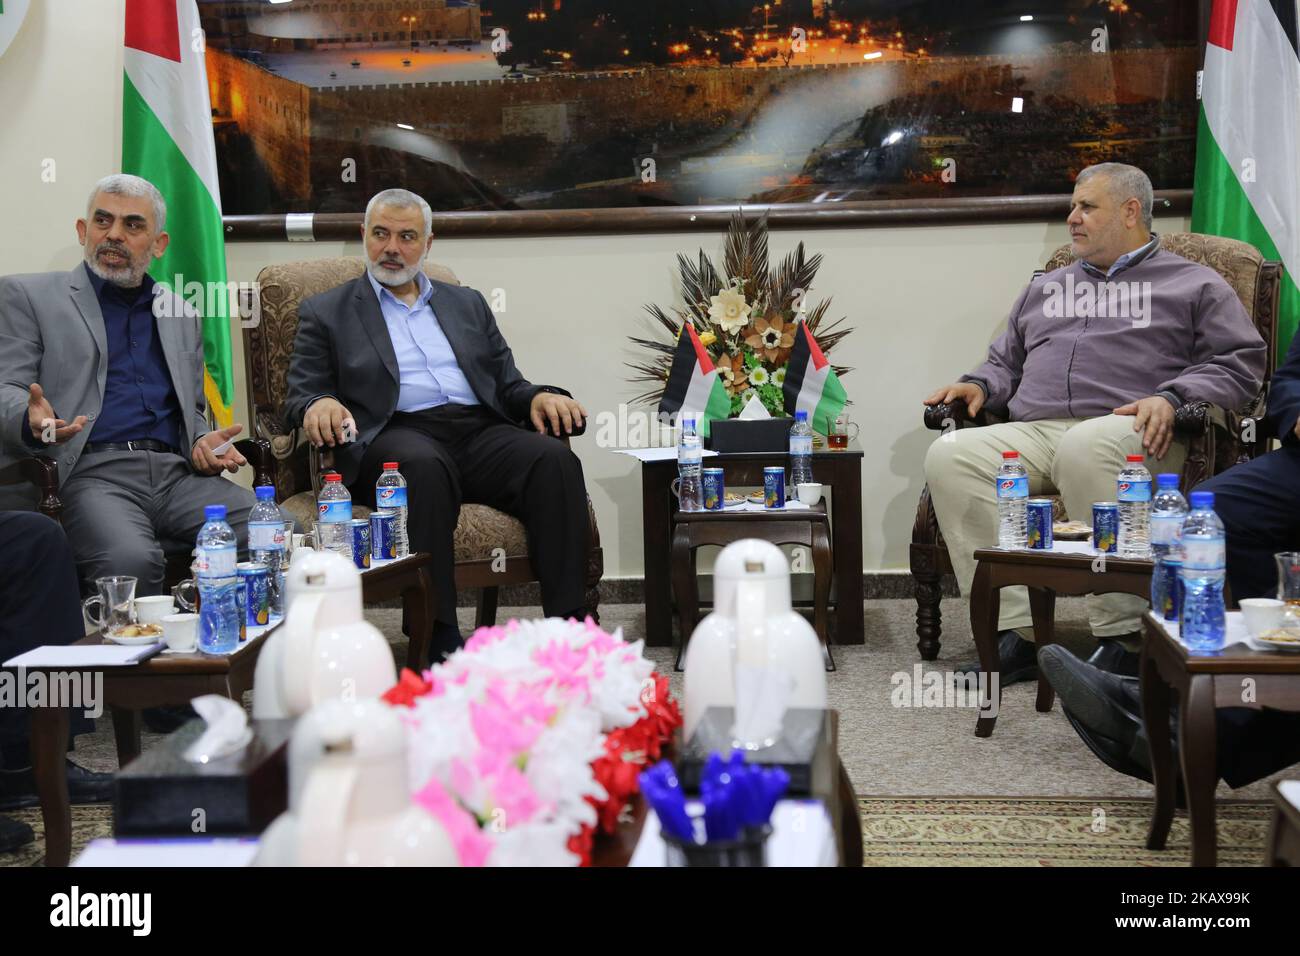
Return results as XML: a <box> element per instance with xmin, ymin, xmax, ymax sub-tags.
<box><xmin>530</xmin><ymin>391</ymin><xmax>586</xmax><ymax>436</ymax></box>
<box><xmin>922</xmin><ymin>381</ymin><xmax>985</xmax><ymax>418</ymax></box>
<box><xmin>304</xmin><ymin>397</ymin><xmax>355</xmax><ymax>448</ymax></box>
<box><xmin>192</xmin><ymin>424</ymin><xmax>248</xmax><ymax>475</ymax></box>
<box><xmin>27</xmin><ymin>383</ymin><xmax>87</xmax><ymax>444</ymax></box>
<box><xmin>1113</xmin><ymin>396</ymin><xmax>1175</xmax><ymax>460</ymax></box>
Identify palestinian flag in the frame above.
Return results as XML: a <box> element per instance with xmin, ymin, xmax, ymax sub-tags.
<box><xmin>783</xmin><ymin>321</ymin><xmax>847</xmax><ymax>436</ymax></box>
<box><xmin>1192</xmin><ymin>0</ymin><xmax>1300</xmax><ymax>359</ymax></box>
<box><xmin>122</xmin><ymin>0</ymin><xmax>233</xmax><ymax>426</ymax></box>
<box><xmin>658</xmin><ymin>322</ymin><xmax>730</xmax><ymax>438</ymax></box>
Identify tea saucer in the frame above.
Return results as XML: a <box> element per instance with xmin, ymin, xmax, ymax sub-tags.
<box><xmin>104</xmin><ymin>631</ymin><xmax>164</xmax><ymax>646</ymax></box>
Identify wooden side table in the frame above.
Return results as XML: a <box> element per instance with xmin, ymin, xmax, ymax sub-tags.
<box><xmin>1140</xmin><ymin>612</ymin><xmax>1300</xmax><ymax>867</ymax></box>
<box><xmin>671</xmin><ymin>500</ymin><xmax>835</xmax><ymax>672</ymax></box>
<box><xmin>22</xmin><ymin>552</ymin><xmax>435</xmax><ymax>867</ymax></box>
<box><xmin>641</xmin><ymin>442</ymin><xmax>864</xmax><ymax>648</ymax></box>
<box><xmin>969</xmin><ymin>545</ymin><xmax>1154</xmax><ymax>737</ymax></box>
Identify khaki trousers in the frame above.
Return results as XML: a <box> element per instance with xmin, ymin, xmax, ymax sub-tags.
<box><xmin>922</xmin><ymin>415</ymin><xmax>1186</xmax><ymax>638</ymax></box>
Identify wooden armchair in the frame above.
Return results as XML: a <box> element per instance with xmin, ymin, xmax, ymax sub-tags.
<box><xmin>0</xmin><ymin>438</ymin><xmax>275</xmax><ymax>587</ymax></box>
<box><xmin>910</xmin><ymin>233</ymin><xmax>1284</xmax><ymax>661</ymax></box>
<box><xmin>245</xmin><ymin>257</ymin><xmax>604</xmax><ymax>627</ymax></box>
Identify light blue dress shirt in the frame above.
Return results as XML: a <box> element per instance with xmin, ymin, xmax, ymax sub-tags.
<box><xmin>367</xmin><ymin>270</ymin><xmax>479</xmax><ymax>412</ymax></box>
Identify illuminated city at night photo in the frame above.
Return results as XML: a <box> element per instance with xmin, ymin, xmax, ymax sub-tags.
<box><xmin>199</xmin><ymin>0</ymin><xmax>1199</xmax><ymax>214</ymax></box>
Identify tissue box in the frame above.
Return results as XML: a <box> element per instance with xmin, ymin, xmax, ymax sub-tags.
<box><xmin>706</xmin><ymin>418</ymin><xmax>793</xmax><ymax>453</ymax></box>
<box><xmin>677</xmin><ymin>707</ymin><xmax>833</xmax><ymax>796</ymax></box>
<box><xmin>113</xmin><ymin>718</ymin><xmax>294</xmax><ymax>837</ymax></box>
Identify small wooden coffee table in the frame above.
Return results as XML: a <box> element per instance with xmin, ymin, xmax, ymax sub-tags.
<box><xmin>969</xmin><ymin>543</ymin><xmax>1154</xmax><ymax>737</ymax></box>
<box><xmin>671</xmin><ymin>500</ymin><xmax>835</xmax><ymax>671</ymax></box>
<box><xmin>23</xmin><ymin>552</ymin><xmax>435</xmax><ymax>867</ymax></box>
<box><xmin>1140</xmin><ymin>612</ymin><xmax>1300</xmax><ymax>867</ymax></box>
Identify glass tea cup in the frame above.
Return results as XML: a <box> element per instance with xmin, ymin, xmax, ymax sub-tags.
<box><xmin>82</xmin><ymin>576</ymin><xmax>138</xmax><ymax>635</ymax></box>
<box><xmin>827</xmin><ymin>413</ymin><xmax>859</xmax><ymax>451</ymax></box>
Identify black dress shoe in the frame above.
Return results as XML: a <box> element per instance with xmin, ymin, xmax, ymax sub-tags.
<box><xmin>1087</xmin><ymin>637</ymin><xmax>1140</xmax><ymax>677</ymax></box>
<box><xmin>956</xmin><ymin>630</ymin><xmax>1039</xmax><ymax>687</ymax></box>
<box><xmin>143</xmin><ymin>704</ymin><xmax>199</xmax><ymax>734</ymax></box>
<box><xmin>0</xmin><ymin>759</ymin><xmax>115</xmax><ymax>811</ymax></box>
<box><xmin>0</xmin><ymin>814</ymin><xmax>35</xmax><ymax>853</ymax></box>
<box><xmin>1038</xmin><ymin>645</ymin><xmax>1153</xmax><ymax>782</ymax></box>
<box><xmin>430</xmin><ymin>621</ymin><xmax>464</xmax><ymax>665</ymax></box>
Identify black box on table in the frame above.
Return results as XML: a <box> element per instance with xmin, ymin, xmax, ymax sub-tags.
<box><xmin>113</xmin><ymin>718</ymin><xmax>294</xmax><ymax>837</ymax></box>
<box><xmin>706</xmin><ymin>418</ymin><xmax>793</xmax><ymax>453</ymax></box>
<box><xmin>677</xmin><ymin>707</ymin><xmax>832</xmax><ymax>797</ymax></box>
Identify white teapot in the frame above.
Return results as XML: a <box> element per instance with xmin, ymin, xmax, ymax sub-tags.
<box><xmin>682</xmin><ymin>539</ymin><xmax>828</xmax><ymax>745</ymax></box>
<box><xmin>252</xmin><ymin>549</ymin><xmax>395</xmax><ymax>719</ymax></box>
<box><xmin>255</xmin><ymin>699</ymin><xmax>456</xmax><ymax>866</ymax></box>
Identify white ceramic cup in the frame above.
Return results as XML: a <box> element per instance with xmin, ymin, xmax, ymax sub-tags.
<box><xmin>797</xmin><ymin>482</ymin><xmax>822</xmax><ymax>506</ymax></box>
<box><xmin>1240</xmin><ymin>598</ymin><xmax>1285</xmax><ymax>638</ymax></box>
<box><xmin>134</xmin><ymin>595</ymin><xmax>176</xmax><ymax>627</ymax></box>
<box><xmin>161</xmin><ymin>613</ymin><xmax>199</xmax><ymax>652</ymax></box>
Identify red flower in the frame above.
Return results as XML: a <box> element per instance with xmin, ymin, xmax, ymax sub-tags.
<box><xmin>568</xmin><ymin>823</ymin><xmax>595</xmax><ymax>867</ymax></box>
<box><xmin>382</xmin><ymin>668</ymin><xmax>432</xmax><ymax>708</ymax></box>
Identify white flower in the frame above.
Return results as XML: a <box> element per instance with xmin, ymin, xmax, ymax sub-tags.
<box><xmin>773</xmin><ymin>367</ymin><xmax>786</xmax><ymax>386</ymax></box>
<box><xmin>740</xmin><ymin>388</ymin><xmax>757</xmax><ymax>405</ymax></box>
<box><xmin>748</xmin><ymin>366</ymin><xmax>770</xmax><ymax>387</ymax></box>
<box><xmin>708</xmin><ymin>287</ymin><xmax>752</xmax><ymax>335</ymax></box>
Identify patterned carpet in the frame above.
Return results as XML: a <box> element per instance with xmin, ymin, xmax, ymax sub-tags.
<box><xmin>0</xmin><ymin>797</ymin><xmax>1272</xmax><ymax>866</ymax></box>
<box><xmin>857</xmin><ymin>797</ymin><xmax>1272</xmax><ymax>866</ymax></box>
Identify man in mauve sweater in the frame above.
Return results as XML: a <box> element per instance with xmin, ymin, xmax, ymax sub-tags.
<box><xmin>923</xmin><ymin>163</ymin><xmax>1267</xmax><ymax>685</ymax></box>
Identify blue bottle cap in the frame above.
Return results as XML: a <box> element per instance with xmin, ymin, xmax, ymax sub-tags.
<box><xmin>254</xmin><ymin>485</ymin><xmax>276</xmax><ymax>500</ymax></box>
<box><xmin>204</xmin><ymin>504</ymin><xmax>227</xmax><ymax>521</ymax></box>
<box><xmin>1156</xmin><ymin>473</ymin><xmax>1179</xmax><ymax>488</ymax></box>
<box><xmin>795</xmin><ymin>410</ymin><xmax>809</xmax><ymax>421</ymax></box>
<box><xmin>1189</xmin><ymin>491</ymin><xmax>1215</xmax><ymax>510</ymax></box>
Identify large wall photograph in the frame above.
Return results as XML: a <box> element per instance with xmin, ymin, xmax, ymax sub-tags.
<box><xmin>201</xmin><ymin>0</ymin><xmax>1201</xmax><ymax>219</ymax></box>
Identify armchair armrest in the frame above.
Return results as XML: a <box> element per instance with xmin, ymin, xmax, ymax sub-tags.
<box><xmin>923</xmin><ymin>399</ymin><xmax>1005</xmax><ymax>431</ymax></box>
<box><xmin>0</xmin><ymin>455</ymin><xmax>63</xmax><ymax>521</ymax></box>
<box><xmin>235</xmin><ymin>437</ymin><xmax>275</xmax><ymax>491</ymax></box>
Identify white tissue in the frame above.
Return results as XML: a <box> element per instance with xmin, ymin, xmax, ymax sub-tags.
<box><xmin>732</xmin><ymin>663</ymin><xmax>793</xmax><ymax>751</ymax></box>
<box><xmin>737</xmin><ymin>394</ymin><xmax>772</xmax><ymax>420</ymax></box>
<box><xmin>183</xmin><ymin>694</ymin><xmax>254</xmax><ymax>764</ymax></box>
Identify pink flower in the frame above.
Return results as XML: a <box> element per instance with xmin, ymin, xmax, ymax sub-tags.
<box><xmin>413</xmin><ymin>778</ymin><xmax>493</xmax><ymax>867</ymax></box>
<box><xmin>465</xmin><ymin>624</ymin><xmax>508</xmax><ymax>652</ymax></box>
<box><xmin>468</xmin><ymin>679</ymin><xmax>555</xmax><ymax>755</ymax></box>
<box><xmin>533</xmin><ymin>640</ymin><xmax>592</xmax><ymax>700</ymax></box>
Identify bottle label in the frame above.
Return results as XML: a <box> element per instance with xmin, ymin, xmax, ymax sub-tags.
<box><xmin>248</xmin><ymin>522</ymin><xmax>285</xmax><ymax>551</ymax></box>
<box><xmin>1181</xmin><ymin>537</ymin><xmax>1225</xmax><ymax>571</ymax></box>
<box><xmin>318</xmin><ymin>500</ymin><xmax>352</xmax><ymax>523</ymax></box>
<box><xmin>1117</xmin><ymin>479</ymin><xmax>1152</xmax><ymax>502</ymax></box>
<box><xmin>1150</xmin><ymin>515</ymin><xmax>1183</xmax><ymax>546</ymax></box>
<box><xmin>195</xmin><ymin>544</ymin><xmax>236</xmax><ymax>577</ymax></box>
<box><xmin>994</xmin><ymin>476</ymin><xmax>1029</xmax><ymax>499</ymax></box>
<box><xmin>376</xmin><ymin>487</ymin><xmax>407</xmax><ymax>509</ymax></box>
<box><xmin>790</xmin><ymin>436</ymin><xmax>813</xmax><ymax>456</ymax></box>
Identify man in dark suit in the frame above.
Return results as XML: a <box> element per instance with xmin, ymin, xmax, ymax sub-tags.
<box><xmin>1040</xmin><ymin>326</ymin><xmax>1300</xmax><ymax>787</ymax></box>
<box><xmin>284</xmin><ymin>188</ymin><xmax>591</xmax><ymax>657</ymax></box>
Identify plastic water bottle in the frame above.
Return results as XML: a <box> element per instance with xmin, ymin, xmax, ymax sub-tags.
<box><xmin>677</xmin><ymin>417</ymin><xmax>703</xmax><ymax>512</ymax></box>
<box><xmin>195</xmin><ymin>504</ymin><xmax>239</xmax><ymax>654</ymax></box>
<box><xmin>317</xmin><ymin>473</ymin><xmax>353</xmax><ymax>559</ymax></box>
<box><xmin>375</xmin><ymin>461</ymin><xmax>409</xmax><ymax>558</ymax></box>
<box><xmin>995</xmin><ymin>451</ymin><xmax>1029</xmax><ymax>549</ymax></box>
<box><xmin>1116</xmin><ymin>454</ymin><xmax>1152</xmax><ymax>558</ymax></box>
<box><xmin>1179</xmin><ymin>490</ymin><xmax>1226</xmax><ymax>652</ymax></box>
<box><xmin>789</xmin><ymin>410</ymin><xmax>814</xmax><ymax>494</ymax></box>
<box><xmin>1149</xmin><ymin>473</ymin><xmax>1189</xmax><ymax>621</ymax></box>
<box><xmin>248</xmin><ymin>485</ymin><xmax>286</xmax><ymax>620</ymax></box>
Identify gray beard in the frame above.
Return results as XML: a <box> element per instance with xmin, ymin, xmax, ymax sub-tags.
<box><xmin>367</xmin><ymin>258</ymin><xmax>420</xmax><ymax>288</ymax></box>
<box><xmin>84</xmin><ymin>247</ymin><xmax>148</xmax><ymax>288</ymax></box>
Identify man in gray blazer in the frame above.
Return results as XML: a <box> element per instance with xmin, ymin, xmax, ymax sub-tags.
<box><xmin>284</xmin><ymin>188</ymin><xmax>591</xmax><ymax>658</ymax></box>
<box><xmin>0</xmin><ymin>174</ymin><xmax>256</xmax><ymax>595</ymax></box>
